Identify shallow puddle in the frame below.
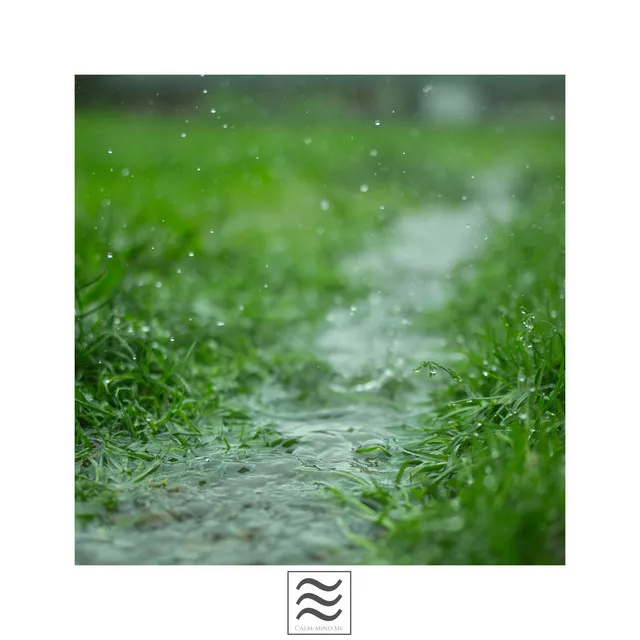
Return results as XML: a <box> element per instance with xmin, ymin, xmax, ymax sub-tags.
<box><xmin>76</xmin><ymin>170</ymin><xmax>515</xmax><ymax>564</ymax></box>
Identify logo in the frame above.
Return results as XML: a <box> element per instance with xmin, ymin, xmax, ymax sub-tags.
<box><xmin>287</xmin><ymin>571</ymin><xmax>352</xmax><ymax>635</ymax></box>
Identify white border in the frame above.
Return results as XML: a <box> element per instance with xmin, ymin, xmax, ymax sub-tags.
<box><xmin>4</xmin><ymin>1</ymin><xmax>639</xmax><ymax>638</ymax></box>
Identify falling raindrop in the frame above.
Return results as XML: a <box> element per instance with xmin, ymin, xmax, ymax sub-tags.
<box><xmin>360</xmin><ymin>184</ymin><xmax>369</xmax><ymax>193</ymax></box>
<box><xmin>374</xmin><ymin>120</ymin><xmax>381</xmax><ymax>126</ymax></box>
<box><xmin>180</xmin><ymin>132</ymin><xmax>187</xmax><ymax>138</ymax></box>
<box><xmin>188</xmin><ymin>251</ymin><xmax>195</xmax><ymax>257</ymax></box>
<box><xmin>370</xmin><ymin>149</ymin><xmax>378</xmax><ymax>156</ymax></box>
<box><xmin>320</xmin><ymin>199</ymin><xmax>329</xmax><ymax>211</ymax></box>
<box><xmin>210</xmin><ymin>108</ymin><xmax>216</xmax><ymax>113</ymax></box>
<box><xmin>107</xmin><ymin>149</ymin><xmax>113</xmax><ymax>154</ymax></box>
<box><xmin>121</xmin><ymin>168</ymin><xmax>130</xmax><ymax>177</ymax></box>
<box><xmin>217</xmin><ymin>321</ymin><xmax>225</xmax><ymax>327</ymax></box>
<box><xmin>106</xmin><ymin>252</ymin><xmax>113</xmax><ymax>259</ymax></box>
<box><xmin>304</xmin><ymin>137</ymin><xmax>312</xmax><ymax>145</ymax></box>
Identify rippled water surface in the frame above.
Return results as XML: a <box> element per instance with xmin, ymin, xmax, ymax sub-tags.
<box><xmin>76</xmin><ymin>171</ymin><xmax>514</xmax><ymax>565</ymax></box>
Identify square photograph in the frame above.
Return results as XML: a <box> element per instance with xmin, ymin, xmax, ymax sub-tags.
<box><xmin>75</xmin><ymin>75</ymin><xmax>565</xmax><ymax>565</ymax></box>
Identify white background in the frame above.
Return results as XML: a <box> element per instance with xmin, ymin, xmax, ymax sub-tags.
<box><xmin>2</xmin><ymin>1</ymin><xmax>639</xmax><ymax>638</ymax></box>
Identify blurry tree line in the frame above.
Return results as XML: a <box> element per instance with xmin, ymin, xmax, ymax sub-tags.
<box><xmin>75</xmin><ymin>75</ymin><xmax>564</xmax><ymax>121</ymax></box>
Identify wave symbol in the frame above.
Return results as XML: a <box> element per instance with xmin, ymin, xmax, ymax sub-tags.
<box><xmin>295</xmin><ymin>577</ymin><xmax>343</xmax><ymax>621</ymax></box>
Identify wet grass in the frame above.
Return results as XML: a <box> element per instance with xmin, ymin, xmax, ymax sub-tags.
<box><xmin>75</xmin><ymin>107</ymin><xmax>563</xmax><ymax>563</ymax></box>
<box><xmin>334</xmin><ymin>172</ymin><xmax>565</xmax><ymax>564</ymax></box>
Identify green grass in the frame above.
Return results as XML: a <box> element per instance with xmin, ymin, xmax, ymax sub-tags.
<box><xmin>75</xmin><ymin>107</ymin><xmax>564</xmax><ymax>563</ymax></box>
<box><xmin>333</xmin><ymin>171</ymin><xmax>565</xmax><ymax>564</ymax></box>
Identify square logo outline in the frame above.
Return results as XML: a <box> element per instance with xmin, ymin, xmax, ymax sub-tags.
<box><xmin>287</xmin><ymin>570</ymin><xmax>352</xmax><ymax>636</ymax></box>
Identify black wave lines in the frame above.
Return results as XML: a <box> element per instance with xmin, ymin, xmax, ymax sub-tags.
<box><xmin>296</xmin><ymin>592</ymin><xmax>342</xmax><ymax>607</ymax></box>
<box><xmin>296</xmin><ymin>608</ymin><xmax>343</xmax><ymax>622</ymax></box>
<box><xmin>295</xmin><ymin>577</ymin><xmax>343</xmax><ymax>622</ymax></box>
<box><xmin>295</xmin><ymin>578</ymin><xmax>342</xmax><ymax>592</ymax></box>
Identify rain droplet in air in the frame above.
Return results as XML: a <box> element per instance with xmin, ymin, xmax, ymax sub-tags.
<box><xmin>106</xmin><ymin>252</ymin><xmax>113</xmax><ymax>259</ymax></box>
<box><xmin>180</xmin><ymin>132</ymin><xmax>187</xmax><ymax>138</ymax></box>
<box><xmin>320</xmin><ymin>199</ymin><xmax>329</xmax><ymax>210</ymax></box>
<box><xmin>374</xmin><ymin>120</ymin><xmax>381</xmax><ymax>126</ymax></box>
<box><xmin>188</xmin><ymin>251</ymin><xmax>195</xmax><ymax>257</ymax></box>
<box><xmin>360</xmin><ymin>184</ymin><xmax>369</xmax><ymax>193</ymax></box>
<box><xmin>217</xmin><ymin>321</ymin><xmax>225</xmax><ymax>327</ymax></box>
<box><xmin>210</xmin><ymin>108</ymin><xmax>216</xmax><ymax>114</ymax></box>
